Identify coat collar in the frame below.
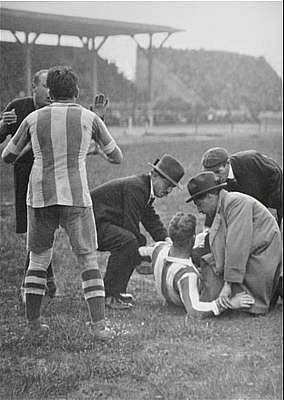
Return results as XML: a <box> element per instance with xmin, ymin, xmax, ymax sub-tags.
<box><xmin>209</xmin><ymin>189</ymin><xmax>226</xmax><ymax>244</ymax></box>
<box><xmin>146</xmin><ymin>173</ymin><xmax>155</xmax><ymax>205</ymax></box>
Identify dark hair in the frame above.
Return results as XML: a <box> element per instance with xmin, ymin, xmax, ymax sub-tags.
<box><xmin>169</xmin><ymin>212</ymin><xmax>196</xmax><ymax>248</ymax></box>
<box><xmin>32</xmin><ymin>69</ymin><xmax>48</xmax><ymax>87</ymax></box>
<box><xmin>47</xmin><ymin>66</ymin><xmax>78</xmax><ymax>100</ymax></box>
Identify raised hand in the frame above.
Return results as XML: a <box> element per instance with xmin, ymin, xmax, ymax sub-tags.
<box><xmin>90</xmin><ymin>93</ymin><xmax>109</xmax><ymax>120</ymax></box>
<box><xmin>2</xmin><ymin>109</ymin><xmax>17</xmax><ymax>125</ymax></box>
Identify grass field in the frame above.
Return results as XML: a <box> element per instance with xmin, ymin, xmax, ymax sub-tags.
<box><xmin>0</xmin><ymin>123</ymin><xmax>282</xmax><ymax>400</ymax></box>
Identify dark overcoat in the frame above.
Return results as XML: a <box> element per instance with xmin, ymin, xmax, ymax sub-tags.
<box><xmin>91</xmin><ymin>173</ymin><xmax>168</xmax><ymax>246</ymax></box>
<box><xmin>229</xmin><ymin>150</ymin><xmax>282</xmax><ymax>219</ymax></box>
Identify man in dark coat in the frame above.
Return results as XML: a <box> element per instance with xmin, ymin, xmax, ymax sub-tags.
<box><xmin>201</xmin><ymin>147</ymin><xmax>282</xmax><ymax>227</ymax></box>
<box><xmin>0</xmin><ymin>70</ymin><xmax>57</xmax><ymax>299</ymax></box>
<box><xmin>91</xmin><ymin>154</ymin><xmax>185</xmax><ymax>309</ymax></box>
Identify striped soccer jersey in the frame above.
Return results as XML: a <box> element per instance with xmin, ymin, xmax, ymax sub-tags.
<box><xmin>152</xmin><ymin>242</ymin><xmax>199</xmax><ymax>305</ymax></box>
<box><xmin>11</xmin><ymin>103</ymin><xmax>108</xmax><ymax>208</ymax></box>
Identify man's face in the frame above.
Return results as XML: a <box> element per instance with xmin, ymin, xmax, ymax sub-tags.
<box><xmin>193</xmin><ymin>193</ymin><xmax>218</xmax><ymax>217</ymax></box>
<box><xmin>153</xmin><ymin>175</ymin><xmax>175</xmax><ymax>198</ymax></box>
<box><xmin>33</xmin><ymin>72</ymin><xmax>50</xmax><ymax>108</ymax></box>
<box><xmin>205</xmin><ymin>161</ymin><xmax>230</xmax><ymax>182</ymax></box>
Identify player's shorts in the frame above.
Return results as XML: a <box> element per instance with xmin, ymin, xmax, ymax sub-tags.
<box><xmin>27</xmin><ymin>205</ymin><xmax>97</xmax><ymax>254</ymax></box>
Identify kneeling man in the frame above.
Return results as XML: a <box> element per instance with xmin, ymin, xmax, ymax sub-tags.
<box><xmin>186</xmin><ymin>171</ymin><xmax>282</xmax><ymax>315</ymax></box>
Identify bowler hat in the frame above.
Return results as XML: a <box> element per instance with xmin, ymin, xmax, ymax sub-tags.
<box><xmin>186</xmin><ymin>171</ymin><xmax>227</xmax><ymax>202</ymax></box>
<box><xmin>201</xmin><ymin>147</ymin><xmax>229</xmax><ymax>169</ymax></box>
<box><xmin>148</xmin><ymin>154</ymin><xmax>184</xmax><ymax>190</ymax></box>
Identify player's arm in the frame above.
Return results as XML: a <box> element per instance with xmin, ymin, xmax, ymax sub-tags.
<box><xmin>1</xmin><ymin>119</ymin><xmax>30</xmax><ymax>163</ymax></box>
<box><xmin>177</xmin><ymin>273</ymin><xmax>226</xmax><ymax>316</ymax></box>
<box><xmin>91</xmin><ymin>115</ymin><xmax>123</xmax><ymax>164</ymax></box>
<box><xmin>138</xmin><ymin>241</ymin><xmax>167</xmax><ymax>259</ymax></box>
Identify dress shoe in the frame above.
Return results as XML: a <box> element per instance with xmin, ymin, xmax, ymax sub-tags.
<box><xmin>118</xmin><ymin>293</ymin><xmax>134</xmax><ymax>303</ymax></box>
<box><xmin>105</xmin><ymin>296</ymin><xmax>133</xmax><ymax>310</ymax></box>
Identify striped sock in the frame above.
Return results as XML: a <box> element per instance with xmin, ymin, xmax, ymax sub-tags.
<box><xmin>25</xmin><ymin>250</ymin><xmax>51</xmax><ymax>321</ymax></box>
<box><xmin>81</xmin><ymin>268</ymin><xmax>105</xmax><ymax>323</ymax></box>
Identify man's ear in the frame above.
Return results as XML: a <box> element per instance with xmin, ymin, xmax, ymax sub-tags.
<box><xmin>75</xmin><ymin>86</ymin><xmax>79</xmax><ymax>98</ymax></box>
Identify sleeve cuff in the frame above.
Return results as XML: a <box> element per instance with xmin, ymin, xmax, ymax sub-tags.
<box><xmin>102</xmin><ymin>140</ymin><xmax>116</xmax><ymax>154</ymax></box>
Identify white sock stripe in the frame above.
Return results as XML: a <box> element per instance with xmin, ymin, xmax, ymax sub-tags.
<box><xmin>84</xmin><ymin>290</ymin><xmax>105</xmax><ymax>299</ymax></box>
<box><xmin>25</xmin><ymin>288</ymin><xmax>46</xmax><ymax>296</ymax></box>
<box><xmin>82</xmin><ymin>279</ymin><xmax>104</xmax><ymax>289</ymax></box>
<box><xmin>28</xmin><ymin>264</ymin><xmax>48</xmax><ymax>272</ymax></box>
<box><xmin>25</xmin><ymin>276</ymin><xmax>47</xmax><ymax>285</ymax></box>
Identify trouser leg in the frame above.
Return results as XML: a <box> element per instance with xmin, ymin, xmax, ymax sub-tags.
<box><xmin>104</xmin><ymin>240</ymin><xmax>140</xmax><ymax>296</ymax></box>
<box><xmin>97</xmin><ymin>224</ymin><xmax>140</xmax><ymax>297</ymax></box>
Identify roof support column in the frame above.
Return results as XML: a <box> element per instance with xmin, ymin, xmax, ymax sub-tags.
<box><xmin>25</xmin><ymin>32</ymin><xmax>32</xmax><ymax>96</ymax></box>
<box><xmin>91</xmin><ymin>37</ymin><xmax>98</xmax><ymax>102</ymax></box>
<box><xmin>147</xmin><ymin>33</ymin><xmax>153</xmax><ymax>128</ymax></box>
<box><xmin>89</xmin><ymin>36</ymin><xmax>109</xmax><ymax>103</ymax></box>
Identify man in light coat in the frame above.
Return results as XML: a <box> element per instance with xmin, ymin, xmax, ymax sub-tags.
<box><xmin>186</xmin><ymin>172</ymin><xmax>282</xmax><ymax>315</ymax></box>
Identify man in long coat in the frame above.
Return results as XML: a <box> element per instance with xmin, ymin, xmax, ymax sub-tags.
<box><xmin>187</xmin><ymin>171</ymin><xmax>282</xmax><ymax>315</ymax></box>
<box><xmin>91</xmin><ymin>154</ymin><xmax>184</xmax><ymax>309</ymax></box>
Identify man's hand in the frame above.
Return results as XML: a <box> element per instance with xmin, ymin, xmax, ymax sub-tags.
<box><xmin>2</xmin><ymin>109</ymin><xmax>17</xmax><ymax>125</ymax></box>
<box><xmin>218</xmin><ymin>281</ymin><xmax>232</xmax><ymax>309</ymax></box>
<box><xmin>90</xmin><ymin>93</ymin><xmax>109</xmax><ymax>120</ymax></box>
<box><xmin>230</xmin><ymin>291</ymin><xmax>255</xmax><ymax>310</ymax></box>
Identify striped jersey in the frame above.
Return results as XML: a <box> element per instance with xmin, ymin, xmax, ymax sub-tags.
<box><xmin>10</xmin><ymin>103</ymin><xmax>109</xmax><ymax>208</ymax></box>
<box><xmin>152</xmin><ymin>242</ymin><xmax>199</xmax><ymax>305</ymax></box>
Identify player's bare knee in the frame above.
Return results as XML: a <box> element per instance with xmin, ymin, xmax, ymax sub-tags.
<box><xmin>29</xmin><ymin>249</ymin><xmax>53</xmax><ymax>271</ymax></box>
<box><xmin>77</xmin><ymin>252</ymin><xmax>99</xmax><ymax>271</ymax></box>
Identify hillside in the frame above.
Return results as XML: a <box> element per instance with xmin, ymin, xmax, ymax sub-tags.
<box><xmin>136</xmin><ymin>47</ymin><xmax>282</xmax><ymax>113</ymax></box>
<box><xmin>0</xmin><ymin>42</ymin><xmax>137</xmax><ymax>109</ymax></box>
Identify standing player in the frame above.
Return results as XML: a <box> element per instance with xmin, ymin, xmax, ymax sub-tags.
<box><xmin>2</xmin><ymin>66</ymin><xmax>123</xmax><ymax>340</ymax></box>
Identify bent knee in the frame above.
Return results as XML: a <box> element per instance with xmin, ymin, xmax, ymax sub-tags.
<box><xmin>77</xmin><ymin>252</ymin><xmax>99</xmax><ymax>270</ymax></box>
<box><xmin>29</xmin><ymin>249</ymin><xmax>53</xmax><ymax>271</ymax></box>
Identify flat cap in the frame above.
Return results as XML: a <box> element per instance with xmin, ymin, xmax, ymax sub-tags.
<box><xmin>201</xmin><ymin>147</ymin><xmax>229</xmax><ymax>169</ymax></box>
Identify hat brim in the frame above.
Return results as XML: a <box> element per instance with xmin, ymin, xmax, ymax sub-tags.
<box><xmin>148</xmin><ymin>162</ymin><xmax>183</xmax><ymax>190</ymax></box>
<box><xmin>185</xmin><ymin>182</ymin><xmax>227</xmax><ymax>203</ymax></box>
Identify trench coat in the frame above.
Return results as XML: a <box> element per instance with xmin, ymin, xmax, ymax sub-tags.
<box><xmin>209</xmin><ymin>189</ymin><xmax>282</xmax><ymax>314</ymax></box>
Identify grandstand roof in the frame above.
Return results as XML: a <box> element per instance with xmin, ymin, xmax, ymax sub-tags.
<box><xmin>0</xmin><ymin>7</ymin><xmax>183</xmax><ymax>37</ymax></box>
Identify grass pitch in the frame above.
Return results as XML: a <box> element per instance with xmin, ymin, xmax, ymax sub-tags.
<box><xmin>0</xmin><ymin>124</ymin><xmax>282</xmax><ymax>400</ymax></box>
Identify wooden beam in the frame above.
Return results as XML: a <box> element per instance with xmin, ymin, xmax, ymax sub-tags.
<box><xmin>158</xmin><ymin>32</ymin><xmax>172</xmax><ymax>48</ymax></box>
<box><xmin>95</xmin><ymin>36</ymin><xmax>108</xmax><ymax>52</ymax></box>
<box><xmin>91</xmin><ymin>37</ymin><xmax>98</xmax><ymax>102</ymax></box>
<box><xmin>25</xmin><ymin>32</ymin><xmax>32</xmax><ymax>96</ymax></box>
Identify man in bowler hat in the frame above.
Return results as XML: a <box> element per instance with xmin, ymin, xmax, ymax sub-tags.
<box><xmin>201</xmin><ymin>147</ymin><xmax>282</xmax><ymax>226</ymax></box>
<box><xmin>187</xmin><ymin>171</ymin><xmax>282</xmax><ymax>315</ymax></box>
<box><xmin>91</xmin><ymin>154</ymin><xmax>184</xmax><ymax>309</ymax></box>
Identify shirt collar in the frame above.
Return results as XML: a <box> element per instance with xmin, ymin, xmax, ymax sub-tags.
<box><xmin>228</xmin><ymin>164</ymin><xmax>235</xmax><ymax>179</ymax></box>
<box><xmin>149</xmin><ymin>173</ymin><xmax>155</xmax><ymax>200</ymax></box>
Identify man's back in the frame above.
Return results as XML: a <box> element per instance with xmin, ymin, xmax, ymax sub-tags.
<box><xmin>230</xmin><ymin>150</ymin><xmax>282</xmax><ymax>208</ymax></box>
<box><xmin>92</xmin><ymin>174</ymin><xmax>150</xmax><ymax>224</ymax></box>
<box><xmin>24</xmin><ymin>102</ymin><xmax>99</xmax><ymax>208</ymax></box>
